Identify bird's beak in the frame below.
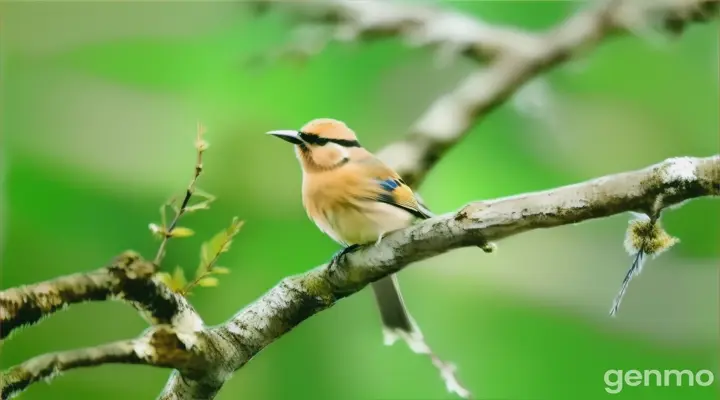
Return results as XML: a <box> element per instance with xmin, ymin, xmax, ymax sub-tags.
<box><xmin>266</xmin><ymin>130</ymin><xmax>303</xmax><ymax>145</ymax></box>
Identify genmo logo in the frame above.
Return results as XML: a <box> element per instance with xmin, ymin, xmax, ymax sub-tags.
<box><xmin>604</xmin><ymin>369</ymin><xmax>715</xmax><ymax>394</ymax></box>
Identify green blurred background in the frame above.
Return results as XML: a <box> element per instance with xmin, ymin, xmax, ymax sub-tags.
<box><xmin>1</xmin><ymin>1</ymin><xmax>718</xmax><ymax>399</ymax></box>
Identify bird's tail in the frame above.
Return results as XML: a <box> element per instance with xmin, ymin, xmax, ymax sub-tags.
<box><xmin>370</xmin><ymin>274</ymin><xmax>429</xmax><ymax>354</ymax></box>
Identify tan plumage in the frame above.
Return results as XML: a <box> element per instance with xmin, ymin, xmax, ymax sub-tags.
<box><xmin>267</xmin><ymin>118</ymin><xmax>431</xmax><ymax>350</ymax></box>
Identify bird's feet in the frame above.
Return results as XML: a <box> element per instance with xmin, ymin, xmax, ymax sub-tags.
<box><xmin>329</xmin><ymin>244</ymin><xmax>360</xmax><ymax>269</ymax></box>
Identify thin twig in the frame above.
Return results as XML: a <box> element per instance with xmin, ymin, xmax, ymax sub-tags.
<box><xmin>153</xmin><ymin>122</ymin><xmax>208</xmax><ymax>266</ymax></box>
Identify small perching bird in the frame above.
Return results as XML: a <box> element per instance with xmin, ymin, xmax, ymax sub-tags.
<box><xmin>266</xmin><ymin>118</ymin><xmax>433</xmax><ymax>352</ymax></box>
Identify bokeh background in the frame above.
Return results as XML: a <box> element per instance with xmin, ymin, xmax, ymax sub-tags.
<box><xmin>1</xmin><ymin>1</ymin><xmax>718</xmax><ymax>399</ymax></box>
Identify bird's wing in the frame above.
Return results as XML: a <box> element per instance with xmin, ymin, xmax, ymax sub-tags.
<box><xmin>356</xmin><ymin>157</ymin><xmax>433</xmax><ymax>220</ymax></box>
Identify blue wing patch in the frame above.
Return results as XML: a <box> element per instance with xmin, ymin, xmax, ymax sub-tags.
<box><xmin>378</xmin><ymin>178</ymin><xmax>402</xmax><ymax>192</ymax></box>
<box><xmin>373</xmin><ymin>178</ymin><xmax>431</xmax><ymax>220</ymax></box>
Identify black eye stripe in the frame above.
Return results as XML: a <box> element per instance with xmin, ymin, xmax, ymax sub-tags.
<box><xmin>298</xmin><ymin>132</ymin><xmax>328</xmax><ymax>145</ymax></box>
<box><xmin>298</xmin><ymin>132</ymin><xmax>361</xmax><ymax>147</ymax></box>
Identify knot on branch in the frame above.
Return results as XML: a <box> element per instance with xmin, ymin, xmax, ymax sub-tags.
<box><xmin>108</xmin><ymin>250</ymin><xmax>157</xmax><ymax>282</ymax></box>
<box><xmin>453</xmin><ymin>202</ymin><xmax>495</xmax><ymax>251</ymax></box>
<box><xmin>141</xmin><ymin>326</ymin><xmax>210</xmax><ymax>377</ymax></box>
<box><xmin>454</xmin><ymin>202</ymin><xmax>489</xmax><ymax>222</ymax></box>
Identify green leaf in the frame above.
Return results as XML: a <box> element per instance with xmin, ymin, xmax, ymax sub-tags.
<box><xmin>170</xmin><ymin>266</ymin><xmax>187</xmax><ymax>292</ymax></box>
<box><xmin>184</xmin><ymin>201</ymin><xmax>211</xmax><ymax>213</ymax></box>
<box><xmin>196</xmin><ymin>217</ymin><xmax>244</xmax><ymax>277</ymax></box>
<box><xmin>155</xmin><ymin>272</ymin><xmax>173</xmax><ymax>287</ymax></box>
<box><xmin>212</xmin><ymin>266</ymin><xmax>231</xmax><ymax>274</ymax></box>
<box><xmin>170</xmin><ymin>227</ymin><xmax>195</xmax><ymax>238</ymax></box>
<box><xmin>156</xmin><ymin>267</ymin><xmax>187</xmax><ymax>293</ymax></box>
<box><xmin>160</xmin><ymin>204</ymin><xmax>169</xmax><ymax>227</ymax></box>
<box><xmin>181</xmin><ymin>189</ymin><xmax>216</xmax><ymax>214</ymax></box>
<box><xmin>197</xmin><ymin>277</ymin><xmax>219</xmax><ymax>287</ymax></box>
<box><xmin>192</xmin><ymin>188</ymin><xmax>216</xmax><ymax>203</ymax></box>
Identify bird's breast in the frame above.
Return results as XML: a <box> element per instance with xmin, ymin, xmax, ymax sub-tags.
<box><xmin>305</xmin><ymin>192</ymin><xmax>414</xmax><ymax>246</ymax></box>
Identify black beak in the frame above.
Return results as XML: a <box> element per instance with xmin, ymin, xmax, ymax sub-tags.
<box><xmin>266</xmin><ymin>130</ymin><xmax>303</xmax><ymax>145</ymax></box>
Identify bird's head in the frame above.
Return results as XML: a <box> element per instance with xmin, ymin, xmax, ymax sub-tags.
<box><xmin>266</xmin><ymin>118</ymin><xmax>359</xmax><ymax>147</ymax></box>
<box><xmin>266</xmin><ymin>118</ymin><xmax>362</xmax><ymax>172</ymax></box>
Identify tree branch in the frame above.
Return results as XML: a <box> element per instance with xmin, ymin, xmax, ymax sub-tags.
<box><xmin>156</xmin><ymin>155</ymin><xmax>719</xmax><ymax>399</ymax></box>
<box><xmin>0</xmin><ymin>325</ymin><xmax>210</xmax><ymax>400</ymax></box>
<box><xmin>0</xmin><ymin>251</ymin><xmax>203</xmax><ymax>341</ymax></box>
<box><xmin>2</xmin><ymin>154</ymin><xmax>717</xmax><ymax>399</ymax></box>
<box><xmin>221</xmin><ymin>155</ymin><xmax>720</xmax><ymax>353</ymax></box>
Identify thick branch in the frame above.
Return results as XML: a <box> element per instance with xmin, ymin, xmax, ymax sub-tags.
<box><xmin>0</xmin><ymin>251</ymin><xmax>202</xmax><ymax>340</ymax></box>
<box><xmin>3</xmin><ymin>156</ymin><xmax>716</xmax><ymax>399</ymax></box>
<box><xmin>0</xmin><ymin>325</ymin><xmax>209</xmax><ymax>400</ymax></box>
<box><xmin>155</xmin><ymin>155</ymin><xmax>719</xmax><ymax>398</ymax></box>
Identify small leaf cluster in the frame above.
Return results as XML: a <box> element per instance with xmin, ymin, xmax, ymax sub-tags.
<box><xmin>149</xmin><ymin>122</ymin><xmax>243</xmax><ymax>296</ymax></box>
<box><xmin>156</xmin><ymin>217</ymin><xmax>244</xmax><ymax>295</ymax></box>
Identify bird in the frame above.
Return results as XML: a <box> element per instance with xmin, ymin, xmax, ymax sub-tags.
<box><xmin>266</xmin><ymin>117</ymin><xmax>432</xmax><ymax>352</ymax></box>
